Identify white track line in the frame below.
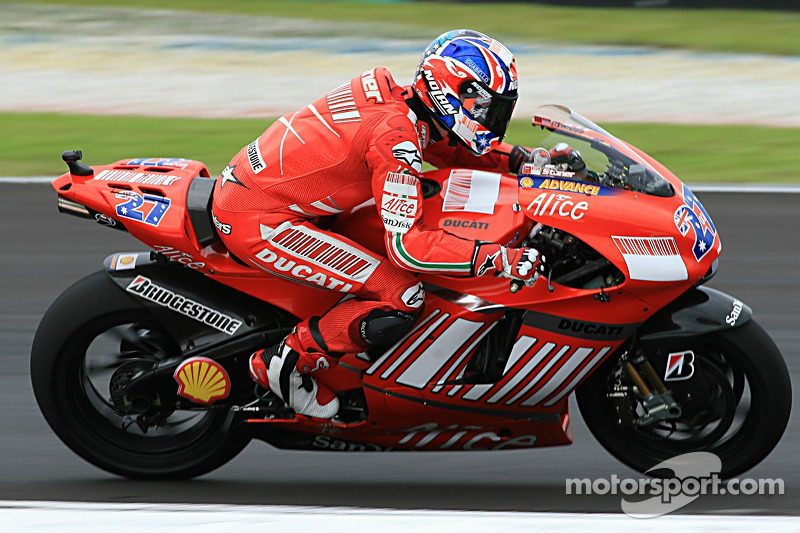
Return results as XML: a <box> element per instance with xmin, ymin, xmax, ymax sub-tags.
<box><xmin>3</xmin><ymin>175</ymin><xmax>799</xmax><ymax>193</ymax></box>
<box><xmin>0</xmin><ymin>501</ymin><xmax>798</xmax><ymax>532</ymax></box>
<box><xmin>0</xmin><ymin>176</ymin><xmax>56</xmax><ymax>185</ymax></box>
<box><xmin>683</xmin><ymin>184</ymin><xmax>800</xmax><ymax>194</ymax></box>
<box><xmin>0</xmin><ymin>176</ymin><xmax>59</xmax><ymax>184</ymax></box>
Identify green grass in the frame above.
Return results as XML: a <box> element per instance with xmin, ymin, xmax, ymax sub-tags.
<box><xmin>588</xmin><ymin>123</ymin><xmax>800</xmax><ymax>184</ymax></box>
<box><xmin>3</xmin><ymin>112</ymin><xmax>797</xmax><ymax>182</ymax></box>
<box><xmin>15</xmin><ymin>0</ymin><xmax>800</xmax><ymax>56</ymax></box>
<box><xmin>0</xmin><ymin>113</ymin><xmax>268</xmax><ymax>177</ymax></box>
<box><xmin>4</xmin><ymin>5</ymin><xmax>796</xmax><ymax>181</ymax></box>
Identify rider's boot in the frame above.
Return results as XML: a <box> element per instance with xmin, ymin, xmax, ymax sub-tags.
<box><xmin>248</xmin><ymin>321</ymin><xmax>340</xmax><ymax>419</ymax></box>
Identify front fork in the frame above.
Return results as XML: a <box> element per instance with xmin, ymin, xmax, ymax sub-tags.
<box><xmin>608</xmin><ymin>344</ymin><xmax>683</xmax><ymax>426</ymax></box>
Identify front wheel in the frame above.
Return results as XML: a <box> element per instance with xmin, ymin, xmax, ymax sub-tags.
<box><xmin>31</xmin><ymin>272</ymin><xmax>251</xmax><ymax>479</ymax></box>
<box><xmin>577</xmin><ymin>320</ymin><xmax>791</xmax><ymax>479</ymax></box>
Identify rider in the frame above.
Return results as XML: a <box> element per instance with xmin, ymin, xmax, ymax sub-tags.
<box><xmin>212</xmin><ymin>29</ymin><xmax>550</xmax><ymax>419</ymax></box>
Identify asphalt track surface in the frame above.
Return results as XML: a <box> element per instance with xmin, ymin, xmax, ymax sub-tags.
<box><xmin>1</xmin><ymin>183</ymin><xmax>797</xmax><ymax>515</ymax></box>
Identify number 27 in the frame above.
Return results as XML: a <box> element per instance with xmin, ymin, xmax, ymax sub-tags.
<box><xmin>115</xmin><ymin>192</ymin><xmax>171</xmax><ymax>226</ymax></box>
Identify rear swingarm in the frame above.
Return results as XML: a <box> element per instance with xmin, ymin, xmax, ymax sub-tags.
<box><xmin>118</xmin><ymin>329</ymin><xmax>273</xmax><ymax>413</ymax></box>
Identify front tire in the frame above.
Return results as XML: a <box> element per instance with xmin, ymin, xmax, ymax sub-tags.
<box><xmin>577</xmin><ymin>320</ymin><xmax>791</xmax><ymax>479</ymax></box>
<box><xmin>31</xmin><ymin>271</ymin><xmax>251</xmax><ymax>479</ymax></box>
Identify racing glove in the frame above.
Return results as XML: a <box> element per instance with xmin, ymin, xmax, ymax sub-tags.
<box><xmin>549</xmin><ymin>142</ymin><xmax>587</xmax><ymax>173</ymax></box>
<box><xmin>510</xmin><ymin>143</ymin><xmax>588</xmax><ymax>175</ymax></box>
<box><xmin>472</xmin><ymin>242</ymin><xmax>544</xmax><ymax>285</ymax></box>
<box><xmin>509</xmin><ymin>145</ymin><xmax>550</xmax><ymax>174</ymax></box>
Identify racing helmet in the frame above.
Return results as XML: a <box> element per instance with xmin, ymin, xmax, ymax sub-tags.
<box><xmin>412</xmin><ymin>29</ymin><xmax>518</xmax><ymax>155</ymax></box>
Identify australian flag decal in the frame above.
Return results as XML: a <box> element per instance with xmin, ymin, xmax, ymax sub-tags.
<box><xmin>674</xmin><ymin>185</ymin><xmax>717</xmax><ymax>262</ymax></box>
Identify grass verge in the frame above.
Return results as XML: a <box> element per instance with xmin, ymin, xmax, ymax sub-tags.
<box><xmin>13</xmin><ymin>0</ymin><xmax>800</xmax><ymax>56</ymax></box>
<box><xmin>3</xmin><ymin>111</ymin><xmax>796</xmax><ymax>182</ymax></box>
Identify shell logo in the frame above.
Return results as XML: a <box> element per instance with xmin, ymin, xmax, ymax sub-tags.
<box><xmin>173</xmin><ymin>356</ymin><xmax>231</xmax><ymax>405</ymax></box>
<box><xmin>110</xmin><ymin>253</ymin><xmax>137</xmax><ymax>271</ymax></box>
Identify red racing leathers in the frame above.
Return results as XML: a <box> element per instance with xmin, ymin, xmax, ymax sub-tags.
<box><xmin>212</xmin><ymin>67</ymin><xmax>519</xmax><ymax>358</ymax></box>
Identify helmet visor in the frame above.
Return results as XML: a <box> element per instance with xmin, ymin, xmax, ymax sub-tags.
<box><xmin>458</xmin><ymin>80</ymin><xmax>517</xmax><ymax>137</ymax></box>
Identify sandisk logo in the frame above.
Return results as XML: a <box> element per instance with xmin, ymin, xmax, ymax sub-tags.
<box><xmin>381</xmin><ymin>216</ymin><xmax>413</xmax><ymax>232</ymax></box>
<box><xmin>726</xmin><ymin>299</ymin><xmax>744</xmax><ymax>326</ymax></box>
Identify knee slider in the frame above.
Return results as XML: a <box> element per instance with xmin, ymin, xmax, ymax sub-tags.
<box><xmin>359</xmin><ymin>309</ymin><xmax>419</xmax><ymax>347</ymax></box>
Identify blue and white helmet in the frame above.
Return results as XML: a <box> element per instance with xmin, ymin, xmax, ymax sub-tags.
<box><xmin>412</xmin><ymin>29</ymin><xmax>518</xmax><ymax>155</ymax></box>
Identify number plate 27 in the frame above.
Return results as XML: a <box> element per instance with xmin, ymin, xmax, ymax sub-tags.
<box><xmin>115</xmin><ymin>191</ymin><xmax>171</xmax><ymax>226</ymax></box>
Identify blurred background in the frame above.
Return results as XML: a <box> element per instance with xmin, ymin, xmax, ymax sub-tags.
<box><xmin>2</xmin><ymin>0</ymin><xmax>799</xmax><ymax>181</ymax></box>
<box><xmin>1</xmin><ymin>1</ymin><xmax>798</xmax><ymax>516</ymax></box>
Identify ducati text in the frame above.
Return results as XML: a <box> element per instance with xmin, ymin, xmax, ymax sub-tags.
<box><xmin>255</xmin><ymin>248</ymin><xmax>354</xmax><ymax>292</ymax></box>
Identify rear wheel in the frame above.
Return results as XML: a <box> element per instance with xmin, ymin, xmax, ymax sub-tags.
<box><xmin>31</xmin><ymin>272</ymin><xmax>250</xmax><ymax>479</ymax></box>
<box><xmin>577</xmin><ymin>320</ymin><xmax>791</xmax><ymax>478</ymax></box>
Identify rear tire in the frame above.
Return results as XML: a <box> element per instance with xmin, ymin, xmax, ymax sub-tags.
<box><xmin>577</xmin><ymin>320</ymin><xmax>791</xmax><ymax>479</ymax></box>
<box><xmin>31</xmin><ymin>272</ymin><xmax>251</xmax><ymax>479</ymax></box>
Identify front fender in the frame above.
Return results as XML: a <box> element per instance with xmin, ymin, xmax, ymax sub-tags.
<box><xmin>638</xmin><ymin>285</ymin><xmax>751</xmax><ymax>343</ymax></box>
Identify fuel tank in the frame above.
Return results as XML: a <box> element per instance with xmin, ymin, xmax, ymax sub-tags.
<box><xmin>334</xmin><ymin>168</ymin><xmax>533</xmax><ymax>256</ymax></box>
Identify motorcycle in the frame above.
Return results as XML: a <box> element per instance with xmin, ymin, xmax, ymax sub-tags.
<box><xmin>32</xmin><ymin>105</ymin><xmax>791</xmax><ymax>480</ymax></box>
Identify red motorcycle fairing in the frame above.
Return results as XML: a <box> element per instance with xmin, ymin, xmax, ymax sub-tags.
<box><xmin>333</xmin><ymin>169</ymin><xmax>531</xmax><ymax>257</ymax></box>
<box><xmin>53</xmin><ymin>157</ymin><xmax>348</xmax><ymax>319</ymax></box>
<box><xmin>294</xmin><ymin>283</ymin><xmax>647</xmax><ymax>450</ymax></box>
<box><xmin>52</xmin><ymin>161</ymin><xmax>598</xmax><ymax>450</ymax></box>
<box><xmin>49</xmin><ymin>103</ymin><xmax>723</xmax><ymax>453</ymax></box>
<box><xmin>35</xmin><ymin>111</ymin><xmax>791</xmax><ymax>480</ymax></box>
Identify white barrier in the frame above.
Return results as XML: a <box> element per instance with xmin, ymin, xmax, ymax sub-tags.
<box><xmin>1</xmin><ymin>501</ymin><xmax>799</xmax><ymax>532</ymax></box>
<box><xmin>2</xmin><ymin>5</ymin><xmax>800</xmax><ymax>126</ymax></box>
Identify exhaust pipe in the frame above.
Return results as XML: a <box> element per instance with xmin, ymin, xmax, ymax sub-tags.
<box><xmin>57</xmin><ymin>195</ymin><xmax>93</xmax><ymax>219</ymax></box>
